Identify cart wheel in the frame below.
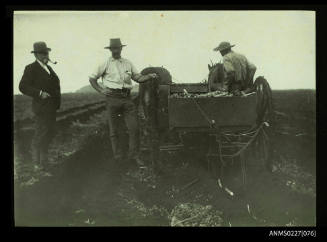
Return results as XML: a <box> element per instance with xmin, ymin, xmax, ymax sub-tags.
<box><xmin>256</xmin><ymin>125</ymin><xmax>272</xmax><ymax>172</ymax></box>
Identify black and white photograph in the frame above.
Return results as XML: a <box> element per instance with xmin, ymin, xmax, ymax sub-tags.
<box><xmin>13</xmin><ymin>10</ymin><xmax>316</xmax><ymax>228</ymax></box>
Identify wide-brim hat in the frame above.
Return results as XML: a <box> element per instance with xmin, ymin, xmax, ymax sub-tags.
<box><xmin>213</xmin><ymin>41</ymin><xmax>235</xmax><ymax>52</ymax></box>
<box><xmin>31</xmin><ymin>41</ymin><xmax>51</xmax><ymax>53</ymax></box>
<box><xmin>104</xmin><ymin>38</ymin><xmax>127</xmax><ymax>49</ymax></box>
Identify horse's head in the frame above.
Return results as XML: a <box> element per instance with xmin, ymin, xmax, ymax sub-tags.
<box><xmin>139</xmin><ymin>66</ymin><xmax>172</xmax><ymax>109</ymax></box>
<box><xmin>207</xmin><ymin>62</ymin><xmax>226</xmax><ymax>91</ymax></box>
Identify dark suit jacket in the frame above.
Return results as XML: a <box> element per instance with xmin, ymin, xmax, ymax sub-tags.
<box><xmin>19</xmin><ymin>61</ymin><xmax>61</xmax><ymax>114</ymax></box>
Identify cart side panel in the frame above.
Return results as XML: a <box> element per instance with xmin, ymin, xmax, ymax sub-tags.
<box><xmin>168</xmin><ymin>94</ymin><xmax>257</xmax><ymax>129</ymax></box>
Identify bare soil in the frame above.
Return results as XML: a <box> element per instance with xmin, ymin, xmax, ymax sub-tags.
<box><xmin>14</xmin><ymin>114</ymin><xmax>315</xmax><ymax>227</ymax></box>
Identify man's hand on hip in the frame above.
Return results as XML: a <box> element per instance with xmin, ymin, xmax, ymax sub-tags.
<box><xmin>101</xmin><ymin>88</ymin><xmax>112</xmax><ymax>96</ymax></box>
<box><xmin>40</xmin><ymin>91</ymin><xmax>51</xmax><ymax>99</ymax></box>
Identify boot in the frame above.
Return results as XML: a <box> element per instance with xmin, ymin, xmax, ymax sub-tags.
<box><xmin>135</xmin><ymin>157</ymin><xmax>146</xmax><ymax>167</ymax></box>
<box><xmin>153</xmin><ymin>159</ymin><xmax>164</xmax><ymax>175</ymax></box>
<box><xmin>40</xmin><ymin>149</ymin><xmax>49</xmax><ymax>169</ymax></box>
<box><xmin>112</xmin><ymin>156</ymin><xmax>124</xmax><ymax>173</ymax></box>
<box><xmin>31</xmin><ymin>144</ymin><xmax>40</xmax><ymax>163</ymax></box>
<box><xmin>31</xmin><ymin>146</ymin><xmax>43</xmax><ymax>171</ymax></box>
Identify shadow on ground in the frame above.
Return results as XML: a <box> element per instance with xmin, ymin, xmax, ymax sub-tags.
<box><xmin>14</xmin><ymin>125</ymin><xmax>315</xmax><ymax>226</ymax></box>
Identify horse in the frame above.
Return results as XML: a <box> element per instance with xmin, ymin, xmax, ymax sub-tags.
<box><xmin>139</xmin><ymin>67</ymin><xmax>172</xmax><ymax>126</ymax></box>
<box><xmin>207</xmin><ymin>62</ymin><xmax>250</xmax><ymax>93</ymax></box>
<box><xmin>138</xmin><ymin>67</ymin><xmax>172</xmax><ymax>172</ymax></box>
<box><xmin>207</xmin><ymin>62</ymin><xmax>226</xmax><ymax>92</ymax></box>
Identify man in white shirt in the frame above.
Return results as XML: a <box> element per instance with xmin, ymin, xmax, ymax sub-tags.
<box><xmin>89</xmin><ymin>38</ymin><xmax>157</xmax><ymax>169</ymax></box>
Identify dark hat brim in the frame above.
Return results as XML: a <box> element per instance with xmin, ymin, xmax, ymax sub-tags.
<box><xmin>104</xmin><ymin>45</ymin><xmax>126</xmax><ymax>49</ymax></box>
<box><xmin>31</xmin><ymin>48</ymin><xmax>51</xmax><ymax>53</ymax></box>
<box><xmin>213</xmin><ymin>44</ymin><xmax>235</xmax><ymax>52</ymax></box>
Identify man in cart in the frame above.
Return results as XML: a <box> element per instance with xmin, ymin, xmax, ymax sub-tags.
<box><xmin>214</xmin><ymin>42</ymin><xmax>257</xmax><ymax>96</ymax></box>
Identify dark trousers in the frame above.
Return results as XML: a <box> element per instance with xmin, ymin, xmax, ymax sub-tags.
<box><xmin>106</xmin><ymin>94</ymin><xmax>140</xmax><ymax>160</ymax></box>
<box><xmin>31</xmin><ymin>111</ymin><xmax>57</xmax><ymax>164</ymax></box>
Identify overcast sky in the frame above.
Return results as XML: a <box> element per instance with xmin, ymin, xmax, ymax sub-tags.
<box><xmin>13</xmin><ymin>11</ymin><xmax>315</xmax><ymax>94</ymax></box>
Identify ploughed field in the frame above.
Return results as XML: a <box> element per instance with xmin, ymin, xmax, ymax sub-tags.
<box><xmin>14</xmin><ymin>93</ymin><xmax>105</xmax><ymax>122</ymax></box>
<box><xmin>13</xmin><ymin>90</ymin><xmax>316</xmax><ymax>226</ymax></box>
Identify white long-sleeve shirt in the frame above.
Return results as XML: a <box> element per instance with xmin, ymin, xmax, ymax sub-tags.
<box><xmin>89</xmin><ymin>57</ymin><xmax>139</xmax><ymax>89</ymax></box>
<box><xmin>223</xmin><ymin>51</ymin><xmax>257</xmax><ymax>87</ymax></box>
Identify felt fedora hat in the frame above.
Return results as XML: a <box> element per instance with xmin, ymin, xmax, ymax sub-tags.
<box><xmin>31</xmin><ymin>41</ymin><xmax>51</xmax><ymax>53</ymax></box>
<box><xmin>213</xmin><ymin>41</ymin><xmax>235</xmax><ymax>52</ymax></box>
<box><xmin>104</xmin><ymin>38</ymin><xmax>127</xmax><ymax>49</ymax></box>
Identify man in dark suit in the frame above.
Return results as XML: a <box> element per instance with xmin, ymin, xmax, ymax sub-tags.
<box><xmin>19</xmin><ymin>41</ymin><xmax>61</xmax><ymax>171</ymax></box>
